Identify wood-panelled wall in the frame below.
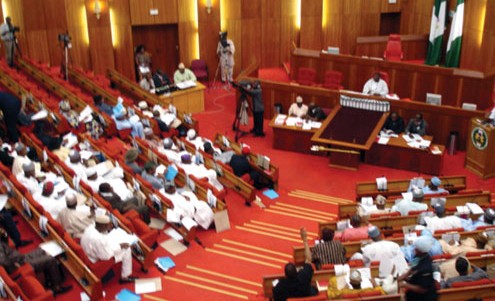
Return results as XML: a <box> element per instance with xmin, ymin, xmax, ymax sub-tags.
<box><xmin>0</xmin><ymin>0</ymin><xmax>493</xmax><ymax>82</ymax></box>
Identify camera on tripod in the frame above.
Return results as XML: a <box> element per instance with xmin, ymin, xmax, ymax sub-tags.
<box><xmin>58</xmin><ymin>33</ymin><xmax>71</xmax><ymax>44</ymax></box>
<box><xmin>219</xmin><ymin>31</ymin><xmax>228</xmax><ymax>48</ymax></box>
<box><xmin>10</xmin><ymin>26</ymin><xmax>20</xmax><ymax>33</ymax></box>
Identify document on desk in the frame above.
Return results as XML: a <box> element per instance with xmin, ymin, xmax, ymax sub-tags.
<box><xmin>285</xmin><ymin>117</ymin><xmax>298</xmax><ymax>126</ymax></box>
<box><xmin>302</xmin><ymin>121</ymin><xmax>312</xmax><ymax>130</ymax></box>
<box><xmin>274</xmin><ymin>114</ymin><xmax>287</xmax><ymax>125</ymax></box>
<box><xmin>176</xmin><ymin>80</ymin><xmax>197</xmax><ymax>90</ymax></box>
<box><xmin>377</xmin><ymin>137</ymin><xmax>389</xmax><ymax>145</ymax></box>
<box><xmin>311</xmin><ymin>121</ymin><xmax>322</xmax><ymax>129</ymax></box>
<box><xmin>418</xmin><ymin>140</ymin><xmax>431</xmax><ymax>148</ymax></box>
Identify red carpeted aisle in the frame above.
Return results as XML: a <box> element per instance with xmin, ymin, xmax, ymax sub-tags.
<box><xmin>9</xmin><ymin>70</ymin><xmax>495</xmax><ymax>301</ymax></box>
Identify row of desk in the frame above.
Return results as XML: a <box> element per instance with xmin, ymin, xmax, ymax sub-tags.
<box><xmin>269</xmin><ymin>115</ymin><xmax>445</xmax><ymax>175</ymax></box>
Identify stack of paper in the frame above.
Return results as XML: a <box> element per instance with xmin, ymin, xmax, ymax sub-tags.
<box><xmin>274</xmin><ymin>114</ymin><xmax>287</xmax><ymax>125</ymax></box>
<box><xmin>285</xmin><ymin>117</ymin><xmax>298</xmax><ymax>126</ymax></box>
<box><xmin>377</xmin><ymin>137</ymin><xmax>389</xmax><ymax>145</ymax></box>
<box><xmin>441</xmin><ymin>232</ymin><xmax>460</xmax><ymax>244</ymax></box>
<box><xmin>376</xmin><ymin>177</ymin><xmax>387</xmax><ymax>190</ymax></box>
<box><xmin>311</xmin><ymin>121</ymin><xmax>322</xmax><ymax>129</ymax></box>
<box><xmin>39</xmin><ymin>241</ymin><xmax>65</xmax><ymax>257</ymax></box>
<box><xmin>466</xmin><ymin>203</ymin><xmax>484</xmax><ymax>214</ymax></box>
<box><xmin>135</xmin><ymin>278</ymin><xmax>162</xmax><ymax>294</ymax></box>
<box><xmin>155</xmin><ymin>256</ymin><xmax>176</xmax><ymax>272</ymax></box>
<box><xmin>176</xmin><ymin>80</ymin><xmax>197</xmax><ymax>90</ymax></box>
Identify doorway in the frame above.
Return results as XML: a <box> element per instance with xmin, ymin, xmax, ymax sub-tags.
<box><xmin>132</xmin><ymin>24</ymin><xmax>179</xmax><ymax>82</ymax></box>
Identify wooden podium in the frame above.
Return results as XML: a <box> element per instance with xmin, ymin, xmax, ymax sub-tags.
<box><xmin>465</xmin><ymin>118</ymin><xmax>495</xmax><ymax>179</ymax></box>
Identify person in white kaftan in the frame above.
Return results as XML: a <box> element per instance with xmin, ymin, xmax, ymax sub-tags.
<box><xmin>80</xmin><ymin>215</ymin><xmax>137</xmax><ymax>283</ymax></box>
<box><xmin>217</xmin><ymin>32</ymin><xmax>235</xmax><ymax>82</ymax></box>
<box><xmin>65</xmin><ymin>150</ymin><xmax>88</xmax><ymax>182</ymax></box>
<box><xmin>391</xmin><ymin>188</ymin><xmax>428</xmax><ymax>216</ymax></box>
<box><xmin>16</xmin><ymin>162</ymin><xmax>42</xmax><ymax>195</ymax></box>
<box><xmin>361</xmin><ymin>226</ymin><xmax>408</xmax><ymax>278</ymax></box>
<box><xmin>57</xmin><ymin>194</ymin><xmax>95</xmax><ymax>239</ymax></box>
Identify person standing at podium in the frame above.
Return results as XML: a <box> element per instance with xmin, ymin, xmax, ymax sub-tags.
<box><xmin>288</xmin><ymin>96</ymin><xmax>308</xmax><ymax>118</ymax></box>
<box><xmin>362</xmin><ymin>72</ymin><xmax>389</xmax><ymax>97</ymax></box>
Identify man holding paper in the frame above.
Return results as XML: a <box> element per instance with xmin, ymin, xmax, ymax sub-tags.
<box><xmin>81</xmin><ymin>214</ymin><xmax>138</xmax><ymax>283</ymax></box>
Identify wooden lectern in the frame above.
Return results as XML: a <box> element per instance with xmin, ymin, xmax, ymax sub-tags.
<box><xmin>465</xmin><ymin>118</ymin><xmax>495</xmax><ymax>179</ymax></box>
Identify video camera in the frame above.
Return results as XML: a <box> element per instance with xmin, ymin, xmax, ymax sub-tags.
<box><xmin>10</xmin><ymin>26</ymin><xmax>20</xmax><ymax>33</ymax></box>
<box><xmin>219</xmin><ymin>31</ymin><xmax>229</xmax><ymax>48</ymax></box>
<box><xmin>58</xmin><ymin>33</ymin><xmax>71</xmax><ymax>44</ymax></box>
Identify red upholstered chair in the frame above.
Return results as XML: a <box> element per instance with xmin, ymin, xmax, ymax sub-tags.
<box><xmin>322</xmin><ymin>70</ymin><xmax>343</xmax><ymax>90</ymax></box>
<box><xmin>295</xmin><ymin>67</ymin><xmax>317</xmax><ymax>86</ymax></box>
<box><xmin>63</xmin><ymin>233</ymin><xmax>115</xmax><ymax>279</ymax></box>
<box><xmin>18</xmin><ymin>276</ymin><xmax>55</xmax><ymax>301</ymax></box>
<box><xmin>190</xmin><ymin>60</ymin><xmax>208</xmax><ymax>83</ymax></box>
<box><xmin>378</xmin><ymin>71</ymin><xmax>390</xmax><ymax>85</ymax></box>
<box><xmin>451</xmin><ymin>278</ymin><xmax>492</xmax><ymax>288</ymax></box>
<box><xmin>130</xmin><ymin>218</ymin><xmax>159</xmax><ymax>248</ymax></box>
<box><xmin>383</xmin><ymin>34</ymin><xmax>404</xmax><ymax>61</ymax></box>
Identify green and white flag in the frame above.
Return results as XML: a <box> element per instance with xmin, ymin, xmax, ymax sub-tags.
<box><xmin>425</xmin><ymin>0</ymin><xmax>447</xmax><ymax>65</ymax></box>
<box><xmin>445</xmin><ymin>0</ymin><xmax>464</xmax><ymax>68</ymax></box>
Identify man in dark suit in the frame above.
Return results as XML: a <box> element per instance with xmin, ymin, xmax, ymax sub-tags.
<box><xmin>383</xmin><ymin>112</ymin><xmax>405</xmax><ymax>134</ymax></box>
<box><xmin>0</xmin><ymin>92</ymin><xmax>21</xmax><ymax>142</ymax></box>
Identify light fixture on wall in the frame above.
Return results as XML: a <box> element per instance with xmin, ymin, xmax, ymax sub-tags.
<box><xmin>94</xmin><ymin>0</ymin><xmax>102</xmax><ymax>19</ymax></box>
<box><xmin>206</xmin><ymin>0</ymin><xmax>212</xmax><ymax>14</ymax></box>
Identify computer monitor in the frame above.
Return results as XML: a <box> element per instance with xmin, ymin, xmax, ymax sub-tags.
<box><xmin>327</xmin><ymin>47</ymin><xmax>340</xmax><ymax>55</ymax></box>
<box><xmin>426</xmin><ymin>93</ymin><xmax>442</xmax><ymax>106</ymax></box>
<box><xmin>461</xmin><ymin>102</ymin><xmax>477</xmax><ymax>111</ymax></box>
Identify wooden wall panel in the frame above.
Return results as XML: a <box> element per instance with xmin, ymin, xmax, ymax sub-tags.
<box><xmin>220</xmin><ymin>0</ymin><xmax>242</xmax><ymax>76</ymax></box>
<box><xmin>260</xmin><ymin>0</ymin><xmax>282</xmax><ymax>68</ymax></box>
<box><xmin>178</xmin><ymin>0</ymin><xmax>198</xmax><ymax>68</ymax></box>
<box><xmin>129</xmin><ymin>0</ymin><xmax>154</xmax><ymax>25</ymax></box>
<box><xmin>20</xmin><ymin>0</ymin><xmax>49</xmax><ymax>63</ymax></box>
<box><xmin>280</xmin><ymin>0</ymin><xmax>298</xmax><ymax>65</ymax></box>
<box><xmin>381</xmin><ymin>0</ymin><xmax>402</xmax><ymax>13</ymax></box>
<box><xmin>300</xmin><ymin>0</ymin><xmax>322</xmax><ymax>50</ymax></box>
<box><xmin>197</xmin><ymin>0</ymin><xmax>221</xmax><ymax>81</ymax></box>
<box><xmin>110</xmin><ymin>0</ymin><xmax>135</xmax><ymax>79</ymax></box>
<box><xmin>85</xmin><ymin>0</ymin><xmax>115</xmax><ymax>75</ymax></box>
<box><xmin>460</xmin><ymin>0</ymin><xmax>486</xmax><ymax>71</ymax></box>
<box><xmin>400</xmin><ymin>0</ymin><xmax>434</xmax><ymax>34</ymax></box>
<box><xmin>152</xmin><ymin>0</ymin><xmax>178</xmax><ymax>24</ymax></box>
<box><xmin>240</xmin><ymin>0</ymin><xmax>261</xmax><ymax>69</ymax></box>
<box><xmin>481</xmin><ymin>1</ymin><xmax>495</xmax><ymax>74</ymax></box>
<box><xmin>41</xmin><ymin>0</ymin><xmax>69</xmax><ymax>66</ymax></box>
<box><xmin>64</xmin><ymin>0</ymin><xmax>91</xmax><ymax>70</ymax></box>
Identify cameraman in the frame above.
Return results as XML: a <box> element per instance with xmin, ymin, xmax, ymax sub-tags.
<box><xmin>216</xmin><ymin>32</ymin><xmax>235</xmax><ymax>82</ymax></box>
<box><xmin>247</xmin><ymin>81</ymin><xmax>265</xmax><ymax>137</ymax></box>
<box><xmin>0</xmin><ymin>17</ymin><xmax>18</xmax><ymax>67</ymax></box>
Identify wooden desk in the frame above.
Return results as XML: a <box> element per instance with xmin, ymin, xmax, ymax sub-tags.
<box><xmin>290</xmin><ymin>48</ymin><xmax>495</xmax><ymax>109</ymax></box>
<box><xmin>365</xmin><ymin>135</ymin><xmax>445</xmax><ymax>175</ymax></box>
<box><xmin>268</xmin><ymin>116</ymin><xmax>319</xmax><ymax>155</ymax></box>
<box><xmin>158</xmin><ymin>83</ymin><xmax>205</xmax><ymax>113</ymax></box>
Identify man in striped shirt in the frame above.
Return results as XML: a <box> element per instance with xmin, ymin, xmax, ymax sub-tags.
<box><xmin>312</xmin><ymin>228</ymin><xmax>346</xmax><ymax>269</ymax></box>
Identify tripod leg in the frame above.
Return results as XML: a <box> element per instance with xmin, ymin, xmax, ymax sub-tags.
<box><xmin>212</xmin><ymin>60</ymin><xmax>221</xmax><ymax>88</ymax></box>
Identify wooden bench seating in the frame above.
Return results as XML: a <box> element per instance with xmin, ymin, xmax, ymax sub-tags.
<box><xmin>213</xmin><ymin>132</ymin><xmax>279</xmax><ymax>189</ymax></box>
<box><xmin>106</xmin><ymin>68</ymin><xmax>198</xmax><ymax>131</ymax></box>
<box><xmin>17</xmin><ymin>58</ymin><xmax>119</xmax><ymax>137</ymax></box>
<box><xmin>0</xmin><ymin>164</ymin><xmax>103</xmax><ymax>300</ymax></box>
<box><xmin>21</xmin><ymin>132</ymin><xmax>156</xmax><ymax>272</ymax></box>
<box><xmin>263</xmin><ymin>255</ymin><xmax>495</xmax><ymax>300</ymax></box>
<box><xmin>177</xmin><ymin>137</ymin><xmax>257</xmax><ymax>204</ymax></box>
<box><xmin>339</xmin><ymin>191</ymin><xmax>493</xmax><ymax>218</ymax></box>
<box><xmin>356</xmin><ymin>175</ymin><xmax>467</xmax><ymax>201</ymax></box>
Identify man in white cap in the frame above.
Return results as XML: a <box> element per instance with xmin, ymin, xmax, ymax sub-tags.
<box><xmin>362</xmin><ymin>226</ymin><xmax>408</xmax><ymax>277</ymax></box>
<box><xmin>65</xmin><ymin>150</ymin><xmax>88</xmax><ymax>182</ymax></box>
<box><xmin>391</xmin><ymin>187</ymin><xmax>428</xmax><ymax>216</ymax></box>
<box><xmin>358</xmin><ymin>194</ymin><xmax>391</xmax><ymax>217</ymax></box>
<box><xmin>173</xmin><ymin>62</ymin><xmax>196</xmax><ymax>84</ymax></box>
<box><xmin>57</xmin><ymin>194</ymin><xmax>95</xmax><ymax>239</ymax></box>
<box><xmin>288</xmin><ymin>96</ymin><xmax>308</xmax><ymax>118</ymax></box>
<box><xmin>423</xmin><ymin>177</ymin><xmax>448</xmax><ymax>195</ymax></box>
<box><xmin>84</xmin><ymin>167</ymin><xmax>105</xmax><ymax>194</ymax></box>
<box><xmin>185</xmin><ymin>129</ymin><xmax>205</xmax><ymax>150</ymax></box>
<box><xmin>16</xmin><ymin>162</ymin><xmax>43</xmax><ymax>195</ymax></box>
<box><xmin>398</xmin><ymin>236</ymin><xmax>438</xmax><ymax>301</ymax></box>
<box><xmin>11</xmin><ymin>142</ymin><xmax>42</xmax><ymax>177</ymax></box>
<box><xmin>80</xmin><ymin>214</ymin><xmax>137</xmax><ymax>283</ymax></box>
<box><xmin>217</xmin><ymin>31</ymin><xmax>235</xmax><ymax>82</ymax></box>
<box><xmin>32</xmin><ymin>181</ymin><xmax>68</xmax><ymax>219</ymax></box>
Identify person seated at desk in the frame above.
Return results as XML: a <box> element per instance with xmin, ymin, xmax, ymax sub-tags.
<box><xmin>327</xmin><ymin>269</ymin><xmax>385</xmax><ymax>299</ymax></box>
<box><xmin>382</xmin><ymin>112</ymin><xmax>405</xmax><ymax>134</ymax></box>
<box><xmin>288</xmin><ymin>96</ymin><xmax>308</xmax><ymax>118</ymax></box>
<box><xmin>174</xmin><ymin>62</ymin><xmax>197</xmax><ymax>83</ymax></box>
<box><xmin>391</xmin><ymin>188</ymin><xmax>428</xmax><ymax>216</ymax></box>
<box><xmin>423</xmin><ymin>177</ymin><xmax>448</xmax><ymax>195</ymax></box>
<box><xmin>153</xmin><ymin>69</ymin><xmax>172</xmax><ymax>89</ymax></box>
<box><xmin>405</xmin><ymin>113</ymin><xmax>427</xmax><ymax>136</ymax></box>
<box><xmin>311</xmin><ymin>228</ymin><xmax>346</xmax><ymax>268</ymax></box>
<box><xmin>139</xmin><ymin>72</ymin><xmax>156</xmax><ymax>92</ymax></box>
<box><xmin>362</xmin><ymin>72</ymin><xmax>389</xmax><ymax>97</ymax></box>
<box><xmin>339</xmin><ymin>215</ymin><xmax>371</xmax><ymax>242</ymax></box>
<box><xmin>307</xmin><ymin>102</ymin><xmax>326</xmax><ymax>121</ymax></box>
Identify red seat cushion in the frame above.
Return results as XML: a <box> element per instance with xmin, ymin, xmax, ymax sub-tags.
<box><xmin>451</xmin><ymin>278</ymin><xmax>491</xmax><ymax>288</ymax></box>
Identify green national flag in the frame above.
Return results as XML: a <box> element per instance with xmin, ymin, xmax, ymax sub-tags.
<box><xmin>445</xmin><ymin>0</ymin><xmax>464</xmax><ymax>68</ymax></box>
<box><xmin>425</xmin><ymin>0</ymin><xmax>447</xmax><ymax>65</ymax></box>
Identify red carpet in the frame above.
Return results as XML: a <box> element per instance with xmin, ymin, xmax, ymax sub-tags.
<box><xmin>6</xmin><ymin>67</ymin><xmax>495</xmax><ymax>301</ymax></box>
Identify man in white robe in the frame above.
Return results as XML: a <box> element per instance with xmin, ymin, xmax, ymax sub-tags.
<box><xmin>57</xmin><ymin>194</ymin><xmax>95</xmax><ymax>239</ymax></box>
<box><xmin>158</xmin><ymin>138</ymin><xmax>182</xmax><ymax>164</ymax></box>
<box><xmin>391</xmin><ymin>188</ymin><xmax>428</xmax><ymax>216</ymax></box>
<box><xmin>362</xmin><ymin>72</ymin><xmax>389</xmax><ymax>97</ymax></box>
<box><xmin>16</xmin><ymin>162</ymin><xmax>42</xmax><ymax>195</ymax></box>
<box><xmin>11</xmin><ymin>142</ymin><xmax>43</xmax><ymax>177</ymax></box>
<box><xmin>80</xmin><ymin>214</ymin><xmax>137</xmax><ymax>283</ymax></box>
<box><xmin>65</xmin><ymin>150</ymin><xmax>87</xmax><ymax>181</ymax></box>
<box><xmin>361</xmin><ymin>226</ymin><xmax>408</xmax><ymax>278</ymax></box>
<box><xmin>179</xmin><ymin>153</ymin><xmax>224</xmax><ymax>192</ymax></box>
<box><xmin>32</xmin><ymin>181</ymin><xmax>68</xmax><ymax>219</ymax></box>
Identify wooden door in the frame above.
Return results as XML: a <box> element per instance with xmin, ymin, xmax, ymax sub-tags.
<box><xmin>132</xmin><ymin>24</ymin><xmax>179</xmax><ymax>81</ymax></box>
